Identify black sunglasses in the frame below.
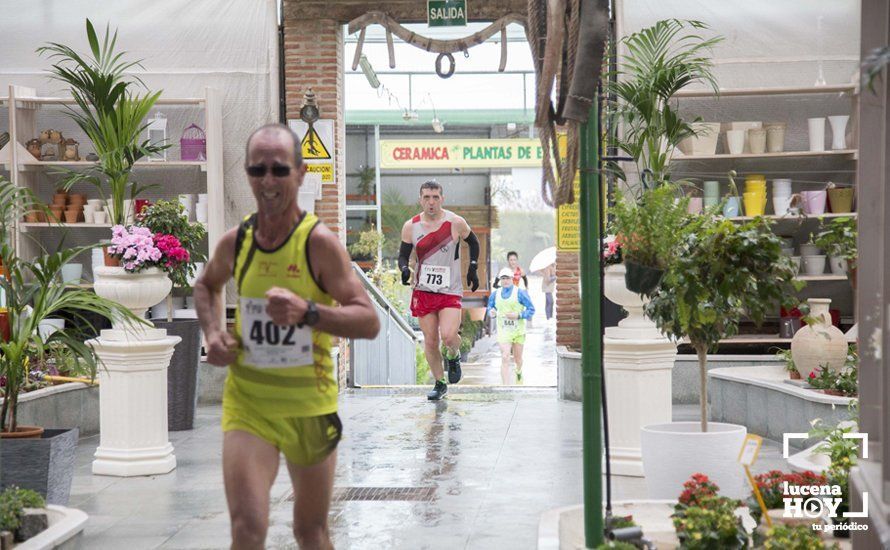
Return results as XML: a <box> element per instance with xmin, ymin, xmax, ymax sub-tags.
<box><xmin>246</xmin><ymin>164</ymin><xmax>292</xmax><ymax>178</ymax></box>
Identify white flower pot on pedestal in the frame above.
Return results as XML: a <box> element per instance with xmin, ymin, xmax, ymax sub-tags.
<box><xmin>93</xmin><ymin>267</ymin><xmax>172</xmax><ymax>334</ymax></box>
<box><xmin>603</xmin><ymin>264</ymin><xmax>662</xmax><ymax>340</ymax></box>
<box><xmin>641</xmin><ymin>422</ymin><xmax>747</xmax><ymax>499</ymax></box>
<box><xmin>90</xmin><ymin>266</ymin><xmax>180</xmax><ymax>477</ymax></box>
<box><xmin>603</xmin><ymin>264</ymin><xmax>677</xmax><ymax>478</ymax></box>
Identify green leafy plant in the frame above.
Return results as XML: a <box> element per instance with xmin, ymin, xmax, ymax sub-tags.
<box><xmin>0</xmin><ymin>180</ymin><xmax>142</xmax><ymax>433</ymax></box>
<box><xmin>608</xmin><ymin>185</ymin><xmax>691</xmax><ymax>271</ymax></box>
<box><xmin>0</xmin><ymin>486</ymin><xmax>45</xmax><ymax>532</ymax></box>
<box><xmin>771</xmin><ymin>347</ymin><xmax>798</xmax><ymax>377</ymax></box>
<box><xmin>814</xmin><ymin>217</ymin><xmax>857</xmax><ymax>267</ymax></box>
<box><xmin>646</xmin><ymin>216</ymin><xmax>802</xmax><ymax>431</ymax></box>
<box><xmin>139</xmin><ymin>200</ymin><xmax>207</xmax><ymax>288</ymax></box>
<box><xmin>604</xmin><ymin>19</ymin><xmax>723</xmax><ymax>185</ymax></box>
<box><xmin>356</xmin><ymin>165</ymin><xmax>376</xmax><ymax>198</ymax></box>
<box><xmin>37</xmin><ymin>19</ymin><xmax>169</xmax><ymax>225</ymax></box>
<box><xmin>415</xmin><ymin>344</ymin><xmax>431</xmax><ymax>385</ymax></box>
<box><xmin>806</xmin><ymin>346</ymin><xmax>858</xmax><ymax>396</ymax></box>
<box><xmin>763</xmin><ymin>524</ymin><xmax>830</xmax><ymax>550</ymax></box>
<box><xmin>381</xmin><ymin>189</ymin><xmax>418</xmax><ymax>259</ymax></box>
<box><xmin>672</xmin><ymin>495</ymin><xmax>747</xmax><ymax>550</ymax></box>
<box><xmin>349</xmin><ymin>229</ymin><xmax>384</xmax><ymax>265</ymax></box>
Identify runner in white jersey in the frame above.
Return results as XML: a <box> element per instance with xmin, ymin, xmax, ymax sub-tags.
<box><xmin>399</xmin><ymin>181</ymin><xmax>480</xmax><ymax>400</ymax></box>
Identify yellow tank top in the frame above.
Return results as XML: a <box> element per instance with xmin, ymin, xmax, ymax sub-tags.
<box><xmin>227</xmin><ymin>212</ymin><xmax>337</xmax><ymax>418</ymax></box>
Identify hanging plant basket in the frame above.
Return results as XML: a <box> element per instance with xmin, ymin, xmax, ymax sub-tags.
<box><xmin>624</xmin><ymin>260</ymin><xmax>664</xmax><ymax>296</ymax></box>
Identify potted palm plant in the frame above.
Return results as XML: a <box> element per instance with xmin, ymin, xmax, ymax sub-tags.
<box><xmin>0</xmin><ymin>179</ymin><xmax>140</xmax><ymax>504</ymax></box>
<box><xmin>641</xmin><ymin>215</ymin><xmax>801</xmax><ymax>499</ymax></box>
<box><xmin>37</xmin><ymin>19</ymin><xmax>169</xmax><ymax>229</ymax></box>
<box><xmin>139</xmin><ymin>200</ymin><xmax>206</xmax><ymax>431</ymax></box>
<box><xmin>604</xmin><ymin>19</ymin><xmax>722</xmax><ymax>186</ymax></box>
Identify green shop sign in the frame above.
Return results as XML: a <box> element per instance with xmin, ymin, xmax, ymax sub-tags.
<box><xmin>428</xmin><ymin>0</ymin><xmax>467</xmax><ymax>27</ymax></box>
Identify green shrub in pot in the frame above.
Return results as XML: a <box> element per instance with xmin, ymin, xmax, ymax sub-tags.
<box><xmin>645</xmin><ymin>216</ymin><xmax>802</xmax><ymax>431</ymax></box>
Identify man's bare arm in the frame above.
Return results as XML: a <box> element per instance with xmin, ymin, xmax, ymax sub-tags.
<box><xmin>194</xmin><ymin>228</ymin><xmax>240</xmax><ymax>366</ymax></box>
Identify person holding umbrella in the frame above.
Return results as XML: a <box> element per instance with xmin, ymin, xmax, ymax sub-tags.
<box><xmin>488</xmin><ymin>267</ymin><xmax>535</xmax><ymax>384</ymax></box>
<box><xmin>528</xmin><ymin>246</ymin><xmax>557</xmax><ymax>321</ymax></box>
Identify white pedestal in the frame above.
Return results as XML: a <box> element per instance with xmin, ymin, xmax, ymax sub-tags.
<box><xmin>89</xmin><ymin>328</ymin><xmax>181</xmax><ymax>477</ymax></box>
<box><xmin>605</xmin><ymin>337</ymin><xmax>677</xmax><ymax>477</ymax></box>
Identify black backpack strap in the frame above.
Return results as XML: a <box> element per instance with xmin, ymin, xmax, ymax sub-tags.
<box><xmin>234</xmin><ymin>213</ymin><xmax>258</xmax><ymax>294</ymax></box>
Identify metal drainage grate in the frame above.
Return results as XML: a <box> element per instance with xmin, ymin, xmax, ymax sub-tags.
<box><xmin>288</xmin><ymin>487</ymin><xmax>435</xmax><ymax>502</ymax></box>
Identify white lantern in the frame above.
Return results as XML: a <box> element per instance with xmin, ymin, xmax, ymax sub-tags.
<box><xmin>147</xmin><ymin>112</ymin><xmax>167</xmax><ymax>161</ymax></box>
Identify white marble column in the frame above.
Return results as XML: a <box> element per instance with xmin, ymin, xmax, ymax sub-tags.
<box><xmin>604</xmin><ymin>336</ymin><xmax>677</xmax><ymax>477</ymax></box>
<box><xmin>89</xmin><ymin>327</ymin><xmax>180</xmax><ymax>477</ymax></box>
<box><xmin>603</xmin><ymin>264</ymin><xmax>677</xmax><ymax>477</ymax></box>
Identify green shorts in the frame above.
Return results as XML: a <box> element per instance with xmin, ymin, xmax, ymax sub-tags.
<box><xmin>497</xmin><ymin>332</ymin><xmax>526</xmax><ymax>345</ymax></box>
<box><xmin>222</xmin><ymin>408</ymin><xmax>342</xmax><ymax>467</ymax></box>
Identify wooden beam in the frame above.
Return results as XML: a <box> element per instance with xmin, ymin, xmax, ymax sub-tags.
<box><xmin>284</xmin><ymin>0</ymin><xmax>528</xmax><ymax>24</ymax></box>
<box><xmin>347</xmin><ymin>11</ymin><xmax>526</xmax><ymax>55</ymax></box>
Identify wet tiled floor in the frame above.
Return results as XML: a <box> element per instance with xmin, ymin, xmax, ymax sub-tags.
<box><xmin>71</xmin><ymin>391</ymin><xmax>784</xmax><ymax>549</ymax></box>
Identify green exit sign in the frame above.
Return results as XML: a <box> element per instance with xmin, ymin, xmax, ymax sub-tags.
<box><xmin>428</xmin><ymin>0</ymin><xmax>467</xmax><ymax>27</ymax></box>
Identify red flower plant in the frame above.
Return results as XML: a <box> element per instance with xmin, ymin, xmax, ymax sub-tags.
<box><xmin>678</xmin><ymin>473</ymin><xmax>720</xmax><ymax>508</ymax></box>
<box><xmin>753</xmin><ymin>470</ymin><xmax>826</xmax><ymax>509</ymax></box>
<box><xmin>808</xmin><ymin>371</ymin><xmax>816</xmax><ymax>380</ymax></box>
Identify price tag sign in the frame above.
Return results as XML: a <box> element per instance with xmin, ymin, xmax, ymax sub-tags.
<box><xmin>738</xmin><ymin>434</ymin><xmax>763</xmax><ymax>467</ymax></box>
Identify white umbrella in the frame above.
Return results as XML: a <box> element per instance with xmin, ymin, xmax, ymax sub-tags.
<box><xmin>528</xmin><ymin>246</ymin><xmax>557</xmax><ymax>273</ymax></box>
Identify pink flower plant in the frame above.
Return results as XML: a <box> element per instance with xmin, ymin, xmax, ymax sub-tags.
<box><xmin>108</xmin><ymin>224</ymin><xmax>193</xmax><ymax>276</ymax></box>
<box><xmin>108</xmin><ymin>225</ymin><xmax>162</xmax><ymax>272</ymax></box>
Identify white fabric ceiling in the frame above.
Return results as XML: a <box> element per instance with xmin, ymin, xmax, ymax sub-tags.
<box><xmin>0</xmin><ymin>0</ymin><xmax>279</xmax><ymax>228</ymax></box>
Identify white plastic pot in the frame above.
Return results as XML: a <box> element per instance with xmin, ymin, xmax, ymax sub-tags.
<box><xmin>802</xmin><ymin>255</ymin><xmax>826</xmax><ymax>276</ymax></box>
<box><xmin>641</xmin><ymin>422</ymin><xmax>747</xmax><ymax>499</ymax></box>
<box><xmin>829</xmin><ymin>256</ymin><xmax>849</xmax><ymax>276</ymax></box>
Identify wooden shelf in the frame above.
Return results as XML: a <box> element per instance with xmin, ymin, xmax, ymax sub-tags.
<box><xmin>14</xmin><ymin>96</ymin><xmax>205</xmax><ymax>106</ymax></box>
<box><xmin>21</xmin><ymin>222</ymin><xmax>111</xmax><ymax>228</ymax></box>
<box><xmin>18</xmin><ymin>160</ymin><xmax>207</xmax><ymax>171</ymax></box>
<box><xmin>673</xmin><ymin>149</ymin><xmax>857</xmax><ymax>161</ymax></box>
<box><xmin>718</xmin><ymin>335</ymin><xmax>792</xmax><ymax>344</ymax></box>
<box><xmin>795</xmin><ymin>274</ymin><xmax>849</xmax><ymax>281</ymax></box>
<box><xmin>674</xmin><ymin>84</ymin><xmax>857</xmax><ymax>99</ymax></box>
<box><xmin>726</xmin><ymin>212</ymin><xmax>857</xmax><ymax>222</ymax></box>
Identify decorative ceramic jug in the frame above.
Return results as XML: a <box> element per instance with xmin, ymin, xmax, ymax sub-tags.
<box><xmin>791</xmin><ymin>298</ymin><xmax>848</xmax><ymax>375</ymax></box>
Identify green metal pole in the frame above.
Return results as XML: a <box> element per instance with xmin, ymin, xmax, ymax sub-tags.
<box><xmin>580</xmin><ymin>103</ymin><xmax>603</xmax><ymax>548</ymax></box>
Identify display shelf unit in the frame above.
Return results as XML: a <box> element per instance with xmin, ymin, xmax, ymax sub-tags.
<box><xmin>726</xmin><ymin>212</ymin><xmax>857</xmax><ymax>222</ymax></box>
<box><xmin>4</xmin><ymin>84</ymin><xmax>224</xmax><ymax>291</ymax></box>
<box><xmin>669</xmin><ymin>84</ymin><xmax>858</xmax><ymax>346</ymax></box>
<box><xmin>675</xmin><ymin>149</ymin><xmax>856</xmax><ymax>161</ymax></box>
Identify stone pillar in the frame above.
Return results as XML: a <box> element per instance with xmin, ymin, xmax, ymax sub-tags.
<box><xmin>90</xmin><ymin>328</ymin><xmax>180</xmax><ymax>477</ymax></box>
<box><xmin>604</xmin><ymin>337</ymin><xmax>677</xmax><ymax>477</ymax></box>
<box><xmin>602</xmin><ymin>265</ymin><xmax>677</xmax><ymax>477</ymax></box>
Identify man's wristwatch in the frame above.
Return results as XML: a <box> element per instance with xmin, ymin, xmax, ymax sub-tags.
<box><xmin>301</xmin><ymin>300</ymin><xmax>320</xmax><ymax>327</ymax></box>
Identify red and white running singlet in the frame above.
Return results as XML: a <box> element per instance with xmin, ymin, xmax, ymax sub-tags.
<box><xmin>411</xmin><ymin>210</ymin><xmax>462</xmax><ymax>296</ymax></box>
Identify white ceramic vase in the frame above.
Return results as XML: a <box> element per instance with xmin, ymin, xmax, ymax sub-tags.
<box><xmin>828</xmin><ymin>115</ymin><xmax>849</xmax><ymax>150</ymax></box>
<box><xmin>93</xmin><ymin>267</ymin><xmax>173</xmax><ymax>328</ymax></box>
<box><xmin>791</xmin><ymin>298</ymin><xmax>848</xmax><ymax>375</ymax></box>
<box><xmin>603</xmin><ymin>264</ymin><xmax>661</xmax><ymax>339</ymax></box>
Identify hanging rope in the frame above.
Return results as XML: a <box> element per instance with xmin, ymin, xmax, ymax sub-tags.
<box><xmin>347</xmin><ymin>11</ymin><xmax>526</xmax><ymax>77</ymax></box>
<box><xmin>528</xmin><ymin>0</ymin><xmax>582</xmax><ymax>207</ymax></box>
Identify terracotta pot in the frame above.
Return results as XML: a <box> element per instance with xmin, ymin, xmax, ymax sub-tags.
<box><xmin>0</xmin><ymin>425</ymin><xmax>45</xmax><ymax>439</ymax></box>
<box><xmin>64</xmin><ymin>210</ymin><xmax>80</xmax><ymax>224</ymax></box>
<box><xmin>789</xmin><ymin>370</ymin><xmax>802</xmax><ymax>380</ymax></box>
<box><xmin>68</xmin><ymin>193</ymin><xmax>86</xmax><ymax>205</ymax></box>
<box><xmin>0</xmin><ymin>309</ymin><xmax>9</xmax><ymax>342</ymax></box>
<box><xmin>792</xmin><ymin>298</ymin><xmax>848</xmax><ymax>374</ymax></box>
<box><xmin>52</xmin><ymin>193</ymin><xmax>68</xmax><ymax>205</ymax></box>
<box><xmin>48</xmin><ymin>206</ymin><xmax>64</xmax><ymax>222</ymax></box>
<box><xmin>24</xmin><ymin>211</ymin><xmax>39</xmax><ymax>223</ymax></box>
<box><xmin>103</xmin><ymin>247</ymin><xmax>121</xmax><ymax>267</ymax></box>
<box><xmin>823</xmin><ymin>389</ymin><xmax>850</xmax><ymax>397</ymax></box>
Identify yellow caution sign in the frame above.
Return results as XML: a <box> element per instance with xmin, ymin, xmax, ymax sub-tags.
<box><xmin>301</xmin><ymin>126</ymin><xmax>331</xmax><ymax>160</ymax></box>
